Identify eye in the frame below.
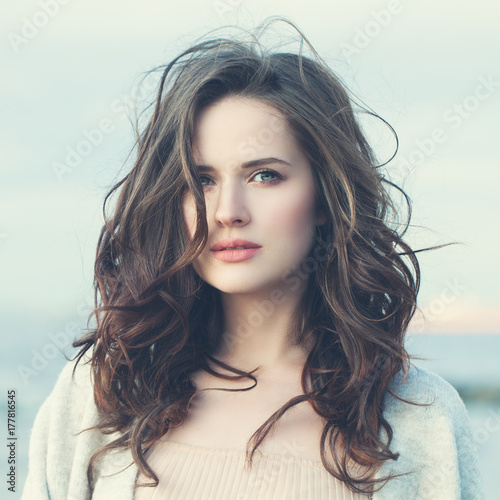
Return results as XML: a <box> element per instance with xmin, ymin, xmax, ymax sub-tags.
<box><xmin>198</xmin><ymin>170</ymin><xmax>282</xmax><ymax>188</ymax></box>
<box><xmin>199</xmin><ymin>175</ymin><xmax>214</xmax><ymax>187</ymax></box>
<box><xmin>251</xmin><ymin>169</ymin><xmax>282</xmax><ymax>184</ymax></box>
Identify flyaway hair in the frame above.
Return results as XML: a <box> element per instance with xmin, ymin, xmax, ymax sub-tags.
<box><xmin>69</xmin><ymin>16</ymin><xmax>451</xmax><ymax>496</ymax></box>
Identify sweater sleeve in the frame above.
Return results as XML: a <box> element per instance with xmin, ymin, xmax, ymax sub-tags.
<box><xmin>20</xmin><ymin>386</ymin><xmax>53</xmax><ymax>499</ymax></box>
<box><xmin>373</xmin><ymin>364</ymin><xmax>485</xmax><ymax>500</ymax></box>
<box><xmin>21</xmin><ymin>355</ymin><xmax>97</xmax><ymax>500</ymax></box>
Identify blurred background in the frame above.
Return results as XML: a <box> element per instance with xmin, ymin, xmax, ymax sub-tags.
<box><xmin>1</xmin><ymin>0</ymin><xmax>498</xmax><ymax>497</ymax></box>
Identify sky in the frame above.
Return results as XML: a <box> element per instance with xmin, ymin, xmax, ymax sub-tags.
<box><xmin>1</xmin><ymin>0</ymin><xmax>499</xmax><ymax>339</ymax></box>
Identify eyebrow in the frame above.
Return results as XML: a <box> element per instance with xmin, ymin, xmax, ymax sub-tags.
<box><xmin>195</xmin><ymin>157</ymin><xmax>292</xmax><ymax>172</ymax></box>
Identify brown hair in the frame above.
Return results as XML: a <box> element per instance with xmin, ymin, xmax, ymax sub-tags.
<box><xmin>70</xmin><ymin>16</ymin><xmax>449</xmax><ymax>496</ymax></box>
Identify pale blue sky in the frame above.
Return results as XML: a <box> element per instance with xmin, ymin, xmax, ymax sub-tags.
<box><xmin>2</xmin><ymin>0</ymin><xmax>499</xmax><ymax>334</ymax></box>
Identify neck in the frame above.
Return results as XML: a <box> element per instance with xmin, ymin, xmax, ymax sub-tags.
<box><xmin>211</xmin><ymin>277</ymin><xmax>314</xmax><ymax>375</ymax></box>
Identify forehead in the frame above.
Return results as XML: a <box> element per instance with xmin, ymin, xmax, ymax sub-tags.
<box><xmin>191</xmin><ymin>96</ymin><xmax>299</xmax><ymax>163</ymax></box>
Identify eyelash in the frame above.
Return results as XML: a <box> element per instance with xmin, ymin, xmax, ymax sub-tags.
<box><xmin>199</xmin><ymin>169</ymin><xmax>282</xmax><ymax>187</ymax></box>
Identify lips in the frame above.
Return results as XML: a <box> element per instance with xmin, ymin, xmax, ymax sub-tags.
<box><xmin>211</xmin><ymin>238</ymin><xmax>261</xmax><ymax>252</ymax></box>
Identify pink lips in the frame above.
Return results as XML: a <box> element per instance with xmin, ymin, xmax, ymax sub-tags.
<box><xmin>210</xmin><ymin>238</ymin><xmax>262</xmax><ymax>263</ymax></box>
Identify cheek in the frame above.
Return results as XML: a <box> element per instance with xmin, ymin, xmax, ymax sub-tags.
<box><xmin>280</xmin><ymin>205</ymin><xmax>315</xmax><ymax>248</ymax></box>
<box><xmin>261</xmin><ymin>183</ymin><xmax>317</xmax><ymax>247</ymax></box>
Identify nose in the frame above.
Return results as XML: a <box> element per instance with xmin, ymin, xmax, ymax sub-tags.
<box><xmin>213</xmin><ymin>179</ymin><xmax>250</xmax><ymax>227</ymax></box>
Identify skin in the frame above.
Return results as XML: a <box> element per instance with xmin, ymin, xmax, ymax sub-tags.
<box><xmin>182</xmin><ymin>95</ymin><xmax>327</xmax><ymax>380</ymax></box>
<box><xmin>159</xmin><ymin>96</ymin><xmax>333</xmax><ymax>458</ymax></box>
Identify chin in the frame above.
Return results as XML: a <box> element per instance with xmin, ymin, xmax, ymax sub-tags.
<box><xmin>211</xmin><ymin>282</ymin><xmax>268</xmax><ymax>295</ymax></box>
<box><xmin>204</xmin><ymin>275</ymin><xmax>280</xmax><ymax>296</ymax></box>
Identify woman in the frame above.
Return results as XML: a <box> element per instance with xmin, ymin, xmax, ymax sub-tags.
<box><xmin>21</xmin><ymin>17</ymin><xmax>484</xmax><ymax>499</ymax></box>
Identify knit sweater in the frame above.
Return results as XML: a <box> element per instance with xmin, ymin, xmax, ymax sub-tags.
<box><xmin>21</xmin><ymin>353</ymin><xmax>485</xmax><ymax>499</ymax></box>
<box><xmin>134</xmin><ymin>439</ymin><xmax>371</xmax><ymax>499</ymax></box>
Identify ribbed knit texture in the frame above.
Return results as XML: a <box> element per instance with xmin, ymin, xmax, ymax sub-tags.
<box><xmin>134</xmin><ymin>439</ymin><xmax>369</xmax><ymax>499</ymax></box>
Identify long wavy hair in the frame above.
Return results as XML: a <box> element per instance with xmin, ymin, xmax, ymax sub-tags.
<box><xmin>70</xmin><ymin>16</ymin><xmax>447</xmax><ymax>496</ymax></box>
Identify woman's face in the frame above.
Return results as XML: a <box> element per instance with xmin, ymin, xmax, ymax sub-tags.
<box><xmin>182</xmin><ymin>96</ymin><xmax>327</xmax><ymax>295</ymax></box>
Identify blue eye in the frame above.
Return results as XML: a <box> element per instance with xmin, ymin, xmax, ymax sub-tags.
<box><xmin>199</xmin><ymin>175</ymin><xmax>213</xmax><ymax>187</ymax></box>
<box><xmin>198</xmin><ymin>169</ymin><xmax>282</xmax><ymax>188</ymax></box>
<box><xmin>252</xmin><ymin>169</ymin><xmax>282</xmax><ymax>184</ymax></box>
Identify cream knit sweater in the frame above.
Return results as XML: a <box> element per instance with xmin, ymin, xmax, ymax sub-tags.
<box><xmin>21</xmin><ymin>353</ymin><xmax>485</xmax><ymax>499</ymax></box>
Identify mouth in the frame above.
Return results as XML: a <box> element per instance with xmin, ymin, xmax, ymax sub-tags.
<box><xmin>217</xmin><ymin>246</ymin><xmax>252</xmax><ymax>250</ymax></box>
<box><xmin>210</xmin><ymin>245</ymin><xmax>262</xmax><ymax>263</ymax></box>
<box><xmin>210</xmin><ymin>239</ymin><xmax>261</xmax><ymax>252</ymax></box>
